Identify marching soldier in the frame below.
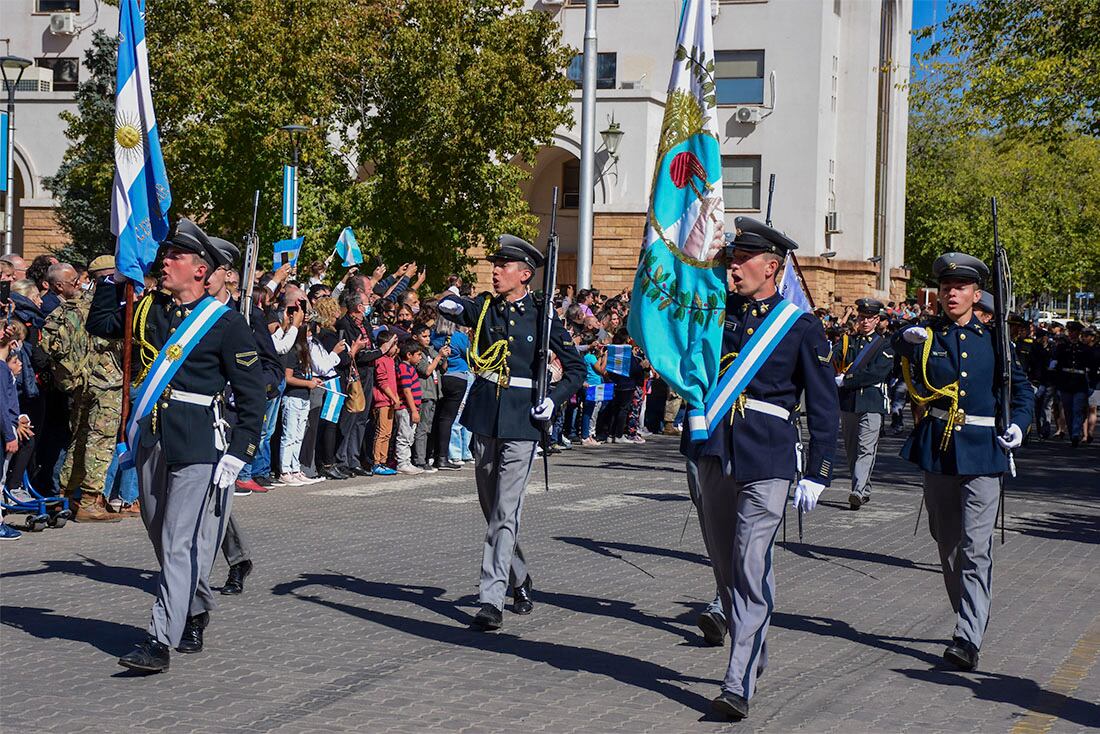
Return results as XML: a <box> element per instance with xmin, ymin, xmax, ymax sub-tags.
<box><xmin>437</xmin><ymin>235</ymin><xmax>585</xmax><ymax>632</ymax></box>
<box><xmin>86</xmin><ymin>220</ymin><xmax>265</xmax><ymax>673</ymax></box>
<box><xmin>685</xmin><ymin>217</ymin><xmax>839</xmax><ymax>720</ymax></box>
<box><xmin>894</xmin><ymin>252</ymin><xmax>1033</xmax><ymax>671</ymax></box>
<box><xmin>1051</xmin><ymin>321</ymin><xmax>1095</xmax><ymax>447</ymax></box>
<box><xmin>832</xmin><ymin>298</ymin><xmax>895</xmax><ymax>510</ymax></box>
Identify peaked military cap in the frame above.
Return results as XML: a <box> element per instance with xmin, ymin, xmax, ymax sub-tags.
<box><xmin>975</xmin><ymin>290</ymin><xmax>994</xmax><ymax>314</ymax></box>
<box><xmin>932</xmin><ymin>252</ymin><xmax>989</xmax><ymax>286</ymax></box>
<box><xmin>855</xmin><ymin>297</ymin><xmax>885</xmax><ymax>316</ymax></box>
<box><xmin>168</xmin><ymin>219</ymin><xmax>238</xmax><ymax>269</ymax></box>
<box><xmin>727</xmin><ymin>216</ymin><xmax>799</xmax><ymax>256</ymax></box>
<box><xmin>487</xmin><ymin>234</ymin><xmax>544</xmax><ymax>271</ymax></box>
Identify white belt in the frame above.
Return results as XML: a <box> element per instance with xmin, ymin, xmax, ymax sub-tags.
<box><xmin>1063</xmin><ymin>368</ymin><xmax>1086</xmax><ymax>374</ymax></box>
<box><xmin>168</xmin><ymin>389</ymin><xmax>216</xmax><ymax>406</ymax></box>
<box><xmin>476</xmin><ymin>371</ymin><xmax>533</xmax><ymax>389</ymax></box>
<box><xmin>742</xmin><ymin>398</ymin><xmax>790</xmax><ymax>421</ymax></box>
<box><xmin>167</xmin><ymin>389</ymin><xmax>229</xmax><ymax>450</ymax></box>
<box><xmin>928</xmin><ymin>407</ymin><xmax>996</xmax><ymax>427</ymax></box>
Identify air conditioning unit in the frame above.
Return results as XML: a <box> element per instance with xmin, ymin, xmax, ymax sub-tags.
<box><xmin>734</xmin><ymin>106</ymin><xmax>764</xmax><ymax>124</ymax></box>
<box><xmin>825</xmin><ymin>210</ymin><xmax>842</xmax><ymax>233</ymax></box>
<box><xmin>50</xmin><ymin>12</ymin><xmax>77</xmax><ymax>36</ymax></box>
<box><xmin>542</xmin><ymin>0</ymin><xmax>565</xmax><ymax>5</ymax></box>
<box><xmin>8</xmin><ymin>65</ymin><xmax>53</xmax><ymax>92</ymax></box>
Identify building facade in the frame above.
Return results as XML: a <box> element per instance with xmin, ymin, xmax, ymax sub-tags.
<box><xmin>513</xmin><ymin>0</ymin><xmax>912</xmax><ymax>306</ymax></box>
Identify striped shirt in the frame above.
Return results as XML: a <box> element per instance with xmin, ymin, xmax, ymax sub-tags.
<box><xmin>397</xmin><ymin>360</ymin><xmax>422</xmax><ymax>409</ymax></box>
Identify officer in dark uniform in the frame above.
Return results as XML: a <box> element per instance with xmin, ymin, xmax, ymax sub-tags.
<box><xmin>1051</xmin><ymin>321</ymin><xmax>1094</xmax><ymax>447</ymax></box>
<box><xmin>894</xmin><ymin>252</ymin><xmax>1033</xmax><ymax>671</ymax></box>
<box><xmin>437</xmin><ymin>235</ymin><xmax>585</xmax><ymax>632</ymax></box>
<box><xmin>86</xmin><ymin>219</ymin><xmax>266</xmax><ymax>673</ymax></box>
<box><xmin>685</xmin><ymin>217</ymin><xmax>839</xmax><ymax>720</ymax></box>
<box><xmin>832</xmin><ymin>298</ymin><xmax>895</xmax><ymax>510</ymax></box>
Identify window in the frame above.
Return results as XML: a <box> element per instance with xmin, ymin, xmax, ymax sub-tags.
<box><xmin>37</xmin><ymin>58</ymin><xmax>79</xmax><ymax>92</ymax></box>
<box><xmin>562</xmin><ymin>159</ymin><xmax>580</xmax><ymax>209</ymax></box>
<box><xmin>36</xmin><ymin>0</ymin><xmax>79</xmax><ymax>11</ymax></box>
<box><xmin>714</xmin><ymin>50</ymin><xmax>764</xmax><ymax>105</ymax></box>
<box><xmin>722</xmin><ymin>156</ymin><xmax>761</xmax><ymax>211</ymax></box>
<box><xmin>567</xmin><ymin>52</ymin><xmax>617</xmax><ymax>90</ymax></box>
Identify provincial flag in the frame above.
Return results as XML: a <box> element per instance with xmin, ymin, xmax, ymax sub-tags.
<box><xmin>334</xmin><ymin>227</ymin><xmax>363</xmax><ymax>266</ymax></box>
<box><xmin>111</xmin><ymin>0</ymin><xmax>172</xmax><ymax>286</ymax></box>
<box><xmin>282</xmin><ymin>165</ymin><xmax>297</xmax><ymax>229</ymax></box>
<box><xmin>778</xmin><ymin>254</ymin><xmax>813</xmax><ymax>314</ymax></box>
<box><xmin>626</xmin><ymin>0</ymin><xmax>726</xmax><ymax>441</ymax></box>
<box><xmin>273</xmin><ymin>236</ymin><xmax>304</xmax><ymax>269</ymax></box>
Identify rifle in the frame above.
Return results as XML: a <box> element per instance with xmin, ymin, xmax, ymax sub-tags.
<box><xmin>990</xmin><ymin>197</ymin><xmax>1014</xmax><ymax>544</ymax></box>
<box><xmin>534</xmin><ymin>186</ymin><xmax>561</xmax><ymax>493</ymax></box>
<box><xmin>240</xmin><ymin>190</ymin><xmax>261</xmax><ymax>325</ymax></box>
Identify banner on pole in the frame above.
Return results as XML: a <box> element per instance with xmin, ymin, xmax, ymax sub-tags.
<box><xmin>0</xmin><ymin>111</ymin><xmax>8</xmax><ymax>192</ymax></box>
<box><xmin>282</xmin><ymin>164</ymin><xmax>297</xmax><ymax>229</ymax></box>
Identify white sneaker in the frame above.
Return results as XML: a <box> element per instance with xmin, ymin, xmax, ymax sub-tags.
<box><xmin>398</xmin><ymin>465</ymin><xmax>424</xmax><ymax>475</ymax></box>
<box><xmin>279</xmin><ymin>473</ymin><xmax>305</xmax><ymax>486</ymax></box>
<box><xmin>294</xmin><ymin>472</ymin><xmax>322</xmax><ymax>485</ymax></box>
<box><xmin>451</xmin><ymin>460</ymin><xmax>466</xmax><ymax>467</ymax></box>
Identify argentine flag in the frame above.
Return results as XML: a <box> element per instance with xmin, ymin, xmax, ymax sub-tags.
<box><xmin>335</xmin><ymin>227</ymin><xmax>363</xmax><ymax>266</ymax></box>
<box><xmin>626</xmin><ymin>0</ymin><xmax>726</xmax><ymax>440</ymax></box>
<box><xmin>273</xmin><ymin>236</ymin><xmax>304</xmax><ymax>269</ymax></box>
<box><xmin>778</xmin><ymin>254</ymin><xmax>813</xmax><ymax>314</ymax></box>
<box><xmin>111</xmin><ymin>0</ymin><xmax>171</xmax><ymax>286</ymax></box>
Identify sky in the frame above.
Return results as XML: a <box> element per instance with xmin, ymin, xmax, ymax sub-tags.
<box><xmin>911</xmin><ymin>0</ymin><xmax>951</xmax><ymax>63</ymax></box>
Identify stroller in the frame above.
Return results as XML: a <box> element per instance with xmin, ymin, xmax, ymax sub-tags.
<box><xmin>1</xmin><ymin>472</ymin><xmax>71</xmax><ymax>532</ymax></box>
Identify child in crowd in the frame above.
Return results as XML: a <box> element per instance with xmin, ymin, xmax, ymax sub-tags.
<box><xmin>0</xmin><ymin>333</ymin><xmax>24</xmax><ymax>539</ymax></box>
<box><xmin>370</xmin><ymin>330</ymin><xmax>400</xmax><ymax>476</ymax></box>
<box><xmin>395</xmin><ymin>338</ymin><xmax>424</xmax><ymax>474</ymax></box>
<box><xmin>412</xmin><ymin>323</ymin><xmax>449</xmax><ymax>472</ymax></box>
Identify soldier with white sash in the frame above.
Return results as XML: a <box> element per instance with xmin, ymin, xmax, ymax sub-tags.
<box><xmin>86</xmin><ymin>220</ymin><xmax>265</xmax><ymax>673</ymax></box>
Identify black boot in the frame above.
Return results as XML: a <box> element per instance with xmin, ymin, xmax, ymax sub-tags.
<box><xmin>177</xmin><ymin>612</ymin><xmax>209</xmax><ymax>654</ymax></box>
<box><xmin>711</xmin><ymin>691</ymin><xmax>749</xmax><ymax>720</ymax></box>
<box><xmin>118</xmin><ymin>637</ymin><xmax>170</xmax><ymax>673</ymax></box>
<box><xmin>944</xmin><ymin>637</ymin><xmax>979</xmax><ymax>671</ymax></box>
<box><xmin>511</xmin><ymin>577</ymin><xmax>534</xmax><ymax>615</ymax></box>
<box><xmin>221</xmin><ymin>559</ymin><xmax>253</xmax><ymax>595</ymax></box>
<box><xmin>472</xmin><ymin>604</ymin><xmax>503</xmax><ymax>631</ymax></box>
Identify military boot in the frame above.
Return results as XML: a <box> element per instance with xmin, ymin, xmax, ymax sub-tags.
<box><xmin>74</xmin><ymin>494</ymin><xmax>122</xmax><ymax>523</ymax></box>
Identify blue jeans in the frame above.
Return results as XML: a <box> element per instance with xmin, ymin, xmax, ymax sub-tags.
<box><xmin>450</xmin><ymin>423</ymin><xmax>472</xmax><ymax>461</ymax></box>
<box><xmin>581</xmin><ymin>399</ymin><xmax>600</xmax><ymax>439</ymax></box>
<box><xmin>102</xmin><ymin>450</ymin><xmax>139</xmax><ymax>504</ymax></box>
<box><xmin>280</xmin><ymin>396</ymin><xmax>310</xmax><ymax>475</ymax></box>
<box><xmin>1061</xmin><ymin>390</ymin><xmax>1088</xmax><ymax>440</ymax></box>
<box><xmin>249</xmin><ymin>395</ymin><xmax>283</xmax><ymax>479</ymax></box>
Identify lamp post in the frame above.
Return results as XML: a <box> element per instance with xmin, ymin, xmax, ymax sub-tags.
<box><xmin>1</xmin><ymin>56</ymin><xmax>32</xmax><ymax>256</ymax></box>
<box><xmin>600</xmin><ymin>117</ymin><xmax>623</xmax><ymax>161</ymax></box>
<box><xmin>576</xmin><ymin>0</ymin><xmax>599</xmax><ymax>289</ymax></box>
<box><xmin>280</xmin><ymin>124</ymin><xmax>308</xmax><ymax>240</ymax></box>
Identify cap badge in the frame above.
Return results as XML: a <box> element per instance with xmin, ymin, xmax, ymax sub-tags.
<box><xmin>948</xmin><ymin>262</ymin><xmax>957</xmax><ymax>270</ymax></box>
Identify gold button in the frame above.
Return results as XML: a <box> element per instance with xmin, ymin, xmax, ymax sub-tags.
<box><xmin>954</xmin><ymin>425</ymin><xmax>961</xmax><ymax>431</ymax></box>
<box><xmin>746</xmin><ymin>327</ymin><xmax>754</xmax><ymax>335</ymax></box>
<box><xmin>509</xmin><ymin>320</ymin><xmax>515</xmax><ymax>326</ymax></box>
<box><xmin>508</xmin><ymin>336</ymin><xmax>514</xmax><ymax>342</ymax></box>
<box><xmin>961</xmin><ymin>371</ymin><xmax>967</xmax><ymax>377</ymax></box>
<box><xmin>160</xmin><ymin>402</ymin><xmax>168</xmax><ymax>409</ymax></box>
<box><xmin>960</xmin><ymin>389</ymin><xmax>967</xmax><ymax>397</ymax></box>
<box><xmin>961</xmin><ymin>352</ymin><xmax>968</xmax><ymax>359</ymax></box>
<box><xmin>960</xmin><ymin>334</ymin><xmax>967</xmax><ymax>340</ymax></box>
<box><xmin>752</xmin><ymin>309</ymin><xmax>758</xmax><ymax>317</ymax></box>
<box><xmin>174</xmin><ymin>309</ymin><xmax>182</xmax><ymax>317</ymax></box>
<box><xmin>509</xmin><ymin>306</ymin><xmax>515</xmax><ymax>312</ymax></box>
<box><xmin>169</xmin><ymin>327</ymin><xmax>176</xmax><ymax>335</ymax></box>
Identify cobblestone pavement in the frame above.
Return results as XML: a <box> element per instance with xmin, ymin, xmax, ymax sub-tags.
<box><xmin>2</xmin><ymin>433</ymin><xmax>1098</xmax><ymax>733</ymax></box>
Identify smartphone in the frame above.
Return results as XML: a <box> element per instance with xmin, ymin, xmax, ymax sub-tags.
<box><xmin>0</xmin><ymin>281</ymin><xmax>10</xmax><ymax>303</ymax></box>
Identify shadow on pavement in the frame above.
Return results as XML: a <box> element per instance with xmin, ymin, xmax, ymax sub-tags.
<box><xmin>554</xmin><ymin>536</ymin><xmax>709</xmax><ymax>568</ymax></box>
<box><xmin>270</xmin><ymin>573</ymin><xmax>716</xmax><ymax>713</ymax></box>
<box><xmin>0</xmin><ymin>555</ymin><xmax>156</xmax><ymax>593</ymax></box>
<box><xmin>1010</xmin><ymin>511</ymin><xmax>1100</xmax><ymax>545</ymax></box>
<box><xmin>1</xmin><ymin>606</ymin><xmax>144</xmax><ymax>657</ymax></box>
<box><xmin>536</xmin><ymin>589</ymin><xmax>709</xmax><ymax>647</ymax></box>
<box><xmin>776</xmin><ymin>541</ymin><xmax>941</xmax><ymax>576</ymax></box>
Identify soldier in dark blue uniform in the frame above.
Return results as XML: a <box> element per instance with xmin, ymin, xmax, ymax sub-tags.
<box><xmin>833</xmin><ymin>298</ymin><xmax>895</xmax><ymax>510</ymax></box>
<box><xmin>893</xmin><ymin>252</ymin><xmax>1033</xmax><ymax>671</ymax></box>
<box><xmin>437</xmin><ymin>235</ymin><xmax>585</xmax><ymax>632</ymax></box>
<box><xmin>684</xmin><ymin>217</ymin><xmax>839</xmax><ymax>720</ymax></box>
<box><xmin>1051</xmin><ymin>320</ymin><xmax>1095</xmax><ymax>447</ymax></box>
<box><xmin>86</xmin><ymin>220</ymin><xmax>266</xmax><ymax>673</ymax></box>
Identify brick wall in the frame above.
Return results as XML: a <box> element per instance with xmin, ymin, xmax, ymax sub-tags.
<box><xmin>20</xmin><ymin>206</ymin><xmax>70</xmax><ymax>261</ymax></box>
<box><xmin>591</xmin><ymin>212</ymin><xmax>645</xmax><ymax>293</ymax></box>
<box><xmin>796</xmin><ymin>256</ymin><xmax>910</xmax><ymax>313</ymax></box>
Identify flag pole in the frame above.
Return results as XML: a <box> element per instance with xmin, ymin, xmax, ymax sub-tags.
<box><xmin>789</xmin><ymin>252</ymin><xmax>816</xmax><ymax>310</ymax></box>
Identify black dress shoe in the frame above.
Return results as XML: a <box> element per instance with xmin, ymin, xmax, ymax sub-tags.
<box><xmin>321</xmin><ymin>465</ymin><xmax>348</xmax><ymax>480</ymax></box>
<box><xmin>711</xmin><ymin>691</ymin><xmax>749</xmax><ymax>720</ymax></box>
<box><xmin>221</xmin><ymin>559</ymin><xmax>253</xmax><ymax>595</ymax></box>
<box><xmin>472</xmin><ymin>604</ymin><xmax>503</xmax><ymax>631</ymax></box>
<box><xmin>944</xmin><ymin>637</ymin><xmax>979</xmax><ymax>671</ymax></box>
<box><xmin>696</xmin><ymin>610</ymin><xmax>726</xmax><ymax>646</ymax></box>
<box><xmin>437</xmin><ymin>461</ymin><xmax>463</xmax><ymax>471</ymax></box>
<box><xmin>348</xmin><ymin>466</ymin><xmax>372</xmax><ymax>477</ymax></box>
<box><xmin>118</xmin><ymin>637</ymin><xmax>170</xmax><ymax>673</ymax></box>
<box><xmin>848</xmin><ymin>492</ymin><xmax>862</xmax><ymax>511</ymax></box>
<box><xmin>511</xmin><ymin>577</ymin><xmax>534</xmax><ymax>615</ymax></box>
<box><xmin>177</xmin><ymin>612</ymin><xmax>209</xmax><ymax>653</ymax></box>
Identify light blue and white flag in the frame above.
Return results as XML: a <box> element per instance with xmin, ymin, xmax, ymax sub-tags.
<box><xmin>626</xmin><ymin>0</ymin><xmax>726</xmax><ymax>440</ymax></box>
<box><xmin>585</xmin><ymin>383</ymin><xmax>615</xmax><ymax>402</ymax></box>
<box><xmin>282</xmin><ymin>164</ymin><xmax>297</xmax><ymax>229</ymax></box>
<box><xmin>0</xmin><ymin>111</ymin><xmax>8</xmax><ymax>192</ymax></box>
<box><xmin>273</xmin><ymin>236</ymin><xmax>304</xmax><ymax>269</ymax></box>
<box><xmin>111</xmin><ymin>0</ymin><xmax>172</xmax><ymax>287</ymax></box>
<box><xmin>320</xmin><ymin>377</ymin><xmax>344</xmax><ymax>423</ymax></box>
<box><xmin>778</xmin><ymin>254</ymin><xmax>813</xmax><ymax>314</ymax></box>
<box><xmin>605</xmin><ymin>344</ymin><xmax>633</xmax><ymax>377</ymax></box>
<box><xmin>334</xmin><ymin>227</ymin><xmax>363</xmax><ymax>266</ymax></box>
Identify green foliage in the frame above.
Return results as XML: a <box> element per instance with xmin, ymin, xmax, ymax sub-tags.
<box><xmin>914</xmin><ymin>0</ymin><xmax>1100</xmax><ymax>141</ymax></box>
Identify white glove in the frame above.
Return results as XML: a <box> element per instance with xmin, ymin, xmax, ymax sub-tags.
<box><xmin>996</xmin><ymin>423</ymin><xmax>1023</xmax><ymax>450</ymax></box>
<box><xmin>791</xmin><ymin>478</ymin><xmax>826</xmax><ymax>512</ymax></box>
<box><xmin>834</xmin><ymin>374</ymin><xmax>845</xmax><ymax>387</ymax></box>
<box><xmin>212</xmin><ymin>454</ymin><xmax>246</xmax><ymax>491</ymax></box>
<box><xmin>902</xmin><ymin>326</ymin><xmax>929</xmax><ymax>344</ymax></box>
<box><xmin>438</xmin><ymin>299</ymin><xmax>464</xmax><ymax>316</ymax></box>
<box><xmin>530</xmin><ymin>398</ymin><xmax>554</xmax><ymax>421</ymax></box>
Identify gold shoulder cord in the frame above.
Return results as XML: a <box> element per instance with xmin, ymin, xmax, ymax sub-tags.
<box><xmin>718</xmin><ymin>351</ymin><xmax>748</xmax><ymax>421</ymax></box>
<box><xmin>837</xmin><ymin>333</ymin><xmax>850</xmax><ymax>373</ymax></box>
<box><xmin>900</xmin><ymin>335</ymin><xmax>960</xmax><ymax>450</ymax></box>
<box><xmin>132</xmin><ymin>294</ymin><xmax>159</xmax><ymax>384</ymax></box>
<box><xmin>466</xmin><ymin>297</ymin><xmax>510</xmax><ymax>395</ymax></box>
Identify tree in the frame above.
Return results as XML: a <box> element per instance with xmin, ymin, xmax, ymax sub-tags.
<box><xmin>914</xmin><ymin>0</ymin><xmax>1100</xmax><ymax>142</ymax></box>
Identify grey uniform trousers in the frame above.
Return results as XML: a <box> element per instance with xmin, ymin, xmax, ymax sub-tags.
<box><xmin>685</xmin><ymin>458</ymin><xmax>723</xmax><ymax>618</ymax></box>
<box><xmin>840</xmin><ymin>411</ymin><xmax>882</xmax><ymax>498</ymax></box>
<box><xmin>471</xmin><ymin>434</ymin><xmax>536</xmax><ymax>610</ymax></box>
<box><xmin>137</xmin><ymin>442</ymin><xmax>233</xmax><ymax>647</ymax></box>
<box><xmin>221</xmin><ymin>513</ymin><xmax>251</xmax><ymax>566</ymax></box>
<box><xmin>697</xmin><ymin>457</ymin><xmax>788</xmax><ymax>699</ymax></box>
<box><xmin>923</xmin><ymin>472</ymin><xmax>1000</xmax><ymax>649</ymax></box>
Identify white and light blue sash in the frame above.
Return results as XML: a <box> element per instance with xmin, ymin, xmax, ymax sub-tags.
<box><xmin>687</xmin><ymin>298</ymin><xmax>803</xmax><ymax>441</ymax></box>
<box><xmin>121</xmin><ymin>296</ymin><xmax>230</xmax><ymax>466</ymax></box>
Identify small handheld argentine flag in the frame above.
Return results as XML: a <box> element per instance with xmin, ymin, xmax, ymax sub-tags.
<box><xmin>585</xmin><ymin>383</ymin><xmax>614</xmax><ymax>402</ymax></box>
<box><xmin>334</xmin><ymin>227</ymin><xmax>363</xmax><ymax>267</ymax></box>
<box><xmin>273</xmin><ymin>236</ymin><xmax>304</xmax><ymax>269</ymax></box>
<box><xmin>605</xmin><ymin>344</ymin><xmax>633</xmax><ymax>377</ymax></box>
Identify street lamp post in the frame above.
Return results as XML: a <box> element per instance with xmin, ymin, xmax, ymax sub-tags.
<box><xmin>280</xmin><ymin>124</ymin><xmax>308</xmax><ymax>240</ymax></box>
<box><xmin>1</xmin><ymin>56</ymin><xmax>33</xmax><ymax>256</ymax></box>
<box><xmin>576</xmin><ymin>0</ymin><xmax>599</xmax><ymax>290</ymax></box>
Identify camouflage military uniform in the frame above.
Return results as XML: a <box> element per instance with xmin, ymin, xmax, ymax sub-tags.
<box><xmin>40</xmin><ymin>289</ymin><xmax>124</xmax><ymax>508</ymax></box>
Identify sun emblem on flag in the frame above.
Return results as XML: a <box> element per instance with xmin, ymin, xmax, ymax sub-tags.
<box><xmin>115</xmin><ymin>110</ymin><xmax>145</xmax><ymax>165</ymax></box>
